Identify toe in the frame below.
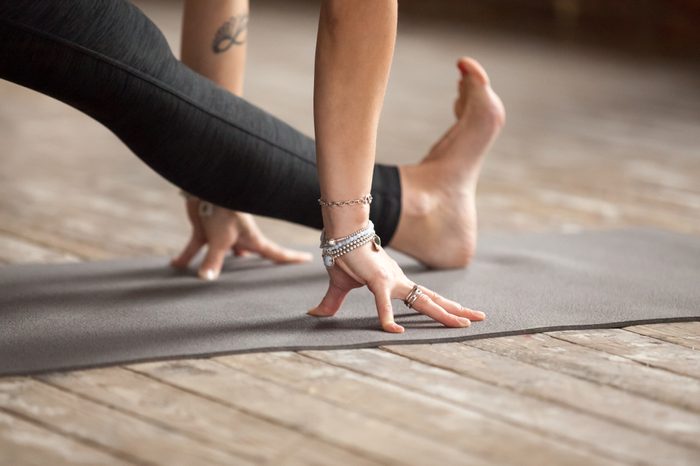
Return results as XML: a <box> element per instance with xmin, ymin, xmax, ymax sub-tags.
<box><xmin>457</xmin><ymin>57</ymin><xmax>490</xmax><ymax>86</ymax></box>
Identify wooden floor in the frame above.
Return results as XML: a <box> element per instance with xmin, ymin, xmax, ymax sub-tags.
<box><xmin>1</xmin><ymin>1</ymin><xmax>699</xmax><ymax>464</ymax></box>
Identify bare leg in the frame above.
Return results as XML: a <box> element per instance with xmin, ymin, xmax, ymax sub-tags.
<box><xmin>389</xmin><ymin>57</ymin><xmax>506</xmax><ymax>268</ymax></box>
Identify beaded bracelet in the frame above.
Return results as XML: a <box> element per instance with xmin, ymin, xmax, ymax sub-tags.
<box><xmin>320</xmin><ymin>221</ymin><xmax>381</xmax><ymax>267</ymax></box>
<box><xmin>323</xmin><ymin>230</ymin><xmax>375</xmax><ymax>256</ymax></box>
<box><xmin>322</xmin><ymin>234</ymin><xmax>380</xmax><ymax>267</ymax></box>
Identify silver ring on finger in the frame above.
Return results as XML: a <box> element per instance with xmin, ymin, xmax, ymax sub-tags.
<box><xmin>403</xmin><ymin>284</ymin><xmax>424</xmax><ymax>309</ymax></box>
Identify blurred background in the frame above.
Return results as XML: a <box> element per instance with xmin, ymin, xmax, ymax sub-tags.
<box><xmin>0</xmin><ymin>0</ymin><xmax>698</xmax><ymax>263</ymax></box>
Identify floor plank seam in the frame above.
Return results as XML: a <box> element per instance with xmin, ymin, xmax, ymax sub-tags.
<box><xmin>122</xmin><ymin>365</ymin><xmax>387</xmax><ymax>466</ymax></box>
<box><xmin>212</xmin><ymin>356</ymin><xmax>542</xmax><ymax>464</ymax></box>
<box><xmin>621</xmin><ymin>327</ymin><xmax>700</xmax><ymax>351</ymax></box>
<box><xmin>545</xmin><ymin>333</ymin><xmax>700</xmax><ymax>381</ymax></box>
<box><xmin>0</xmin><ymin>225</ymin><xmax>104</xmax><ymax>261</ymax></box>
<box><xmin>454</xmin><ymin>340</ymin><xmax>700</xmax><ymax>415</ymax></box>
<box><xmin>34</xmin><ymin>375</ymin><xmax>261</xmax><ymax>464</ymax></box>
<box><xmin>289</xmin><ymin>352</ymin><xmax>657</xmax><ymax>463</ymax></box>
<box><xmin>375</xmin><ymin>345</ymin><xmax>700</xmax><ymax>450</ymax></box>
<box><xmin>0</xmin><ymin>227</ymin><xmax>84</xmax><ymax>259</ymax></box>
<box><xmin>0</xmin><ymin>405</ymin><xmax>143</xmax><ymax>465</ymax></box>
<box><xmin>207</xmin><ymin>357</ymin><xmax>474</xmax><ymax>464</ymax></box>
<box><xmin>300</xmin><ymin>349</ymin><xmax>655</xmax><ymax>463</ymax></box>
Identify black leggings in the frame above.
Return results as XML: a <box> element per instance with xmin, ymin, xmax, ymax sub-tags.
<box><xmin>0</xmin><ymin>0</ymin><xmax>402</xmax><ymax>243</ymax></box>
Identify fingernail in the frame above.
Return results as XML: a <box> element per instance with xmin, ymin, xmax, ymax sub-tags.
<box><xmin>459</xmin><ymin>318</ymin><xmax>471</xmax><ymax>327</ymax></box>
<box><xmin>476</xmin><ymin>311</ymin><xmax>486</xmax><ymax>318</ymax></box>
<box><xmin>200</xmin><ymin>269</ymin><xmax>218</xmax><ymax>281</ymax></box>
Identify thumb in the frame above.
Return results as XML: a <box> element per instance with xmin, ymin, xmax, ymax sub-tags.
<box><xmin>307</xmin><ymin>283</ymin><xmax>349</xmax><ymax>317</ymax></box>
<box><xmin>251</xmin><ymin>238</ymin><xmax>313</xmax><ymax>264</ymax></box>
<box><xmin>198</xmin><ymin>245</ymin><xmax>228</xmax><ymax>281</ymax></box>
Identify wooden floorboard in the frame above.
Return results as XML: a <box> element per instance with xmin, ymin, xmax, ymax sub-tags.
<box><xmin>379</xmin><ymin>341</ymin><xmax>700</xmax><ymax>451</ymax></box>
<box><xmin>128</xmin><ymin>358</ymin><xmax>485</xmax><ymax>466</ymax></box>
<box><xmin>0</xmin><ymin>232</ymin><xmax>79</xmax><ymax>265</ymax></box>
<box><xmin>625</xmin><ymin>322</ymin><xmax>700</xmax><ymax>350</ymax></box>
<box><xmin>1</xmin><ymin>0</ymin><xmax>699</xmax><ymax>464</ymax></box>
<box><xmin>549</xmin><ymin>328</ymin><xmax>700</xmax><ymax>379</ymax></box>
<box><xmin>0</xmin><ymin>378</ymin><xmax>253</xmax><ymax>465</ymax></box>
<box><xmin>0</xmin><ymin>409</ymin><xmax>130</xmax><ymax>466</ymax></box>
<box><xmin>39</xmin><ymin>367</ymin><xmax>381</xmax><ymax>466</ymax></box>
<box><xmin>464</xmin><ymin>333</ymin><xmax>700</xmax><ymax>412</ymax></box>
<box><xmin>217</xmin><ymin>351</ymin><xmax>615</xmax><ymax>465</ymax></box>
<box><xmin>303</xmin><ymin>347</ymin><xmax>698</xmax><ymax>465</ymax></box>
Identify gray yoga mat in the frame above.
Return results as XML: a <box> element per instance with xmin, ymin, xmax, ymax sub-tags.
<box><xmin>1</xmin><ymin>228</ymin><xmax>698</xmax><ymax>376</ymax></box>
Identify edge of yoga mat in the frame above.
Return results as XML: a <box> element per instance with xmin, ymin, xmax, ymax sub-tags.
<box><xmin>5</xmin><ymin>316</ymin><xmax>700</xmax><ymax>378</ymax></box>
<box><xmin>1</xmin><ymin>227</ymin><xmax>699</xmax><ymax>376</ymax></box>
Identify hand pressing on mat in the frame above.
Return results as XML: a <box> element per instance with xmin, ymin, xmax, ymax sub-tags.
<box><xmin>173</xmin><ymin>1</ymin><xmax>315</xmax><ymax>279</ymax></box>
<box><xmin>170</xmin><ymin>195</ymin><xmax>313</xmax><ymax>280</ymax></box>
<box><xmin>308</xmin><ymin>2</ymin><xmax>486</xmax><ymax>332</ymax></box>
<box><xmin>307</xmin><ymin>241</ymin><xmax>486</xmax><ymax>333</ymax></box>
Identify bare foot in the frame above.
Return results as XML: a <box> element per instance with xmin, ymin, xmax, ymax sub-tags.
<box><xmin>388</xmin><ymin>57</ymin><xmax>505</xmax><ymax>268</ymax></box>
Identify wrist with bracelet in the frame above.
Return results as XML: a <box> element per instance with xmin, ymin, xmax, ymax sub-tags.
<box><xmin>178</xmin><ymin>189</ymin><xmax>214</xmax><ymax>217</ymax></box>
<box><xmin>319</xmin><ymin>193</ymin><xmax>381</xmax><ymax>267</ymax></box>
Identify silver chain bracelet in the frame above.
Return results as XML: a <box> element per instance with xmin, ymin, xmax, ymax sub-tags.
<box><xmin>318</xmin><ymin>193</ymin><xmax>373</xmax><ymax>208</ymax></box>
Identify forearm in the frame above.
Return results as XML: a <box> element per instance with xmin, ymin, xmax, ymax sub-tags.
<box><xmin>314</xmin><ymin>0</ymin><xmax>397</xmax><ymax>237</ymax></box>
<box><xmin>181</xmin><ymin>0</ymin><xmax>249</xmax><ymax>95</ymax></box>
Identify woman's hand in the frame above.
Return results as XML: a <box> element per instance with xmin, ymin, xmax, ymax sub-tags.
<box><xmin>309</xmin><ymin>2</ymin><xmax>484</xmax><ymax>332</ymax></box>
<box><xmin>171</xmin><ymin>196</ymin><xmax>313</xmax><ymax>280</ymax></box>
<box><xmin>307</xmin><ymin>242</ymin><xmax>486</xmax><ymax>333</ymax></box>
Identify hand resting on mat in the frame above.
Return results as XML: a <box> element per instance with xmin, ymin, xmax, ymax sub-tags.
<box><xmin>171</xmin><ymin>2</ymin><xmax>316</xmax><ymax>279</ymax></box>
<box><xmin>307</xmin><ymin>241</ymin><xmax>486</xmax><ymax>333</ymax></box>
<box><xmin>307</xmin><ymin>3</ymin><xmax>496</xmax><ymax>333</ymax></box>
<box><xmin>170</xmin><ymin>195</ymin><xmax>313</xmax><ymax>280</ymax></box>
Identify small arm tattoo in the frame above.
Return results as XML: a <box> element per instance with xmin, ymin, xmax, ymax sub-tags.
<box><xmin>212</xmin><ymin>14</ymin><xmax>249</xmax><ymax>53</ymax></box>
